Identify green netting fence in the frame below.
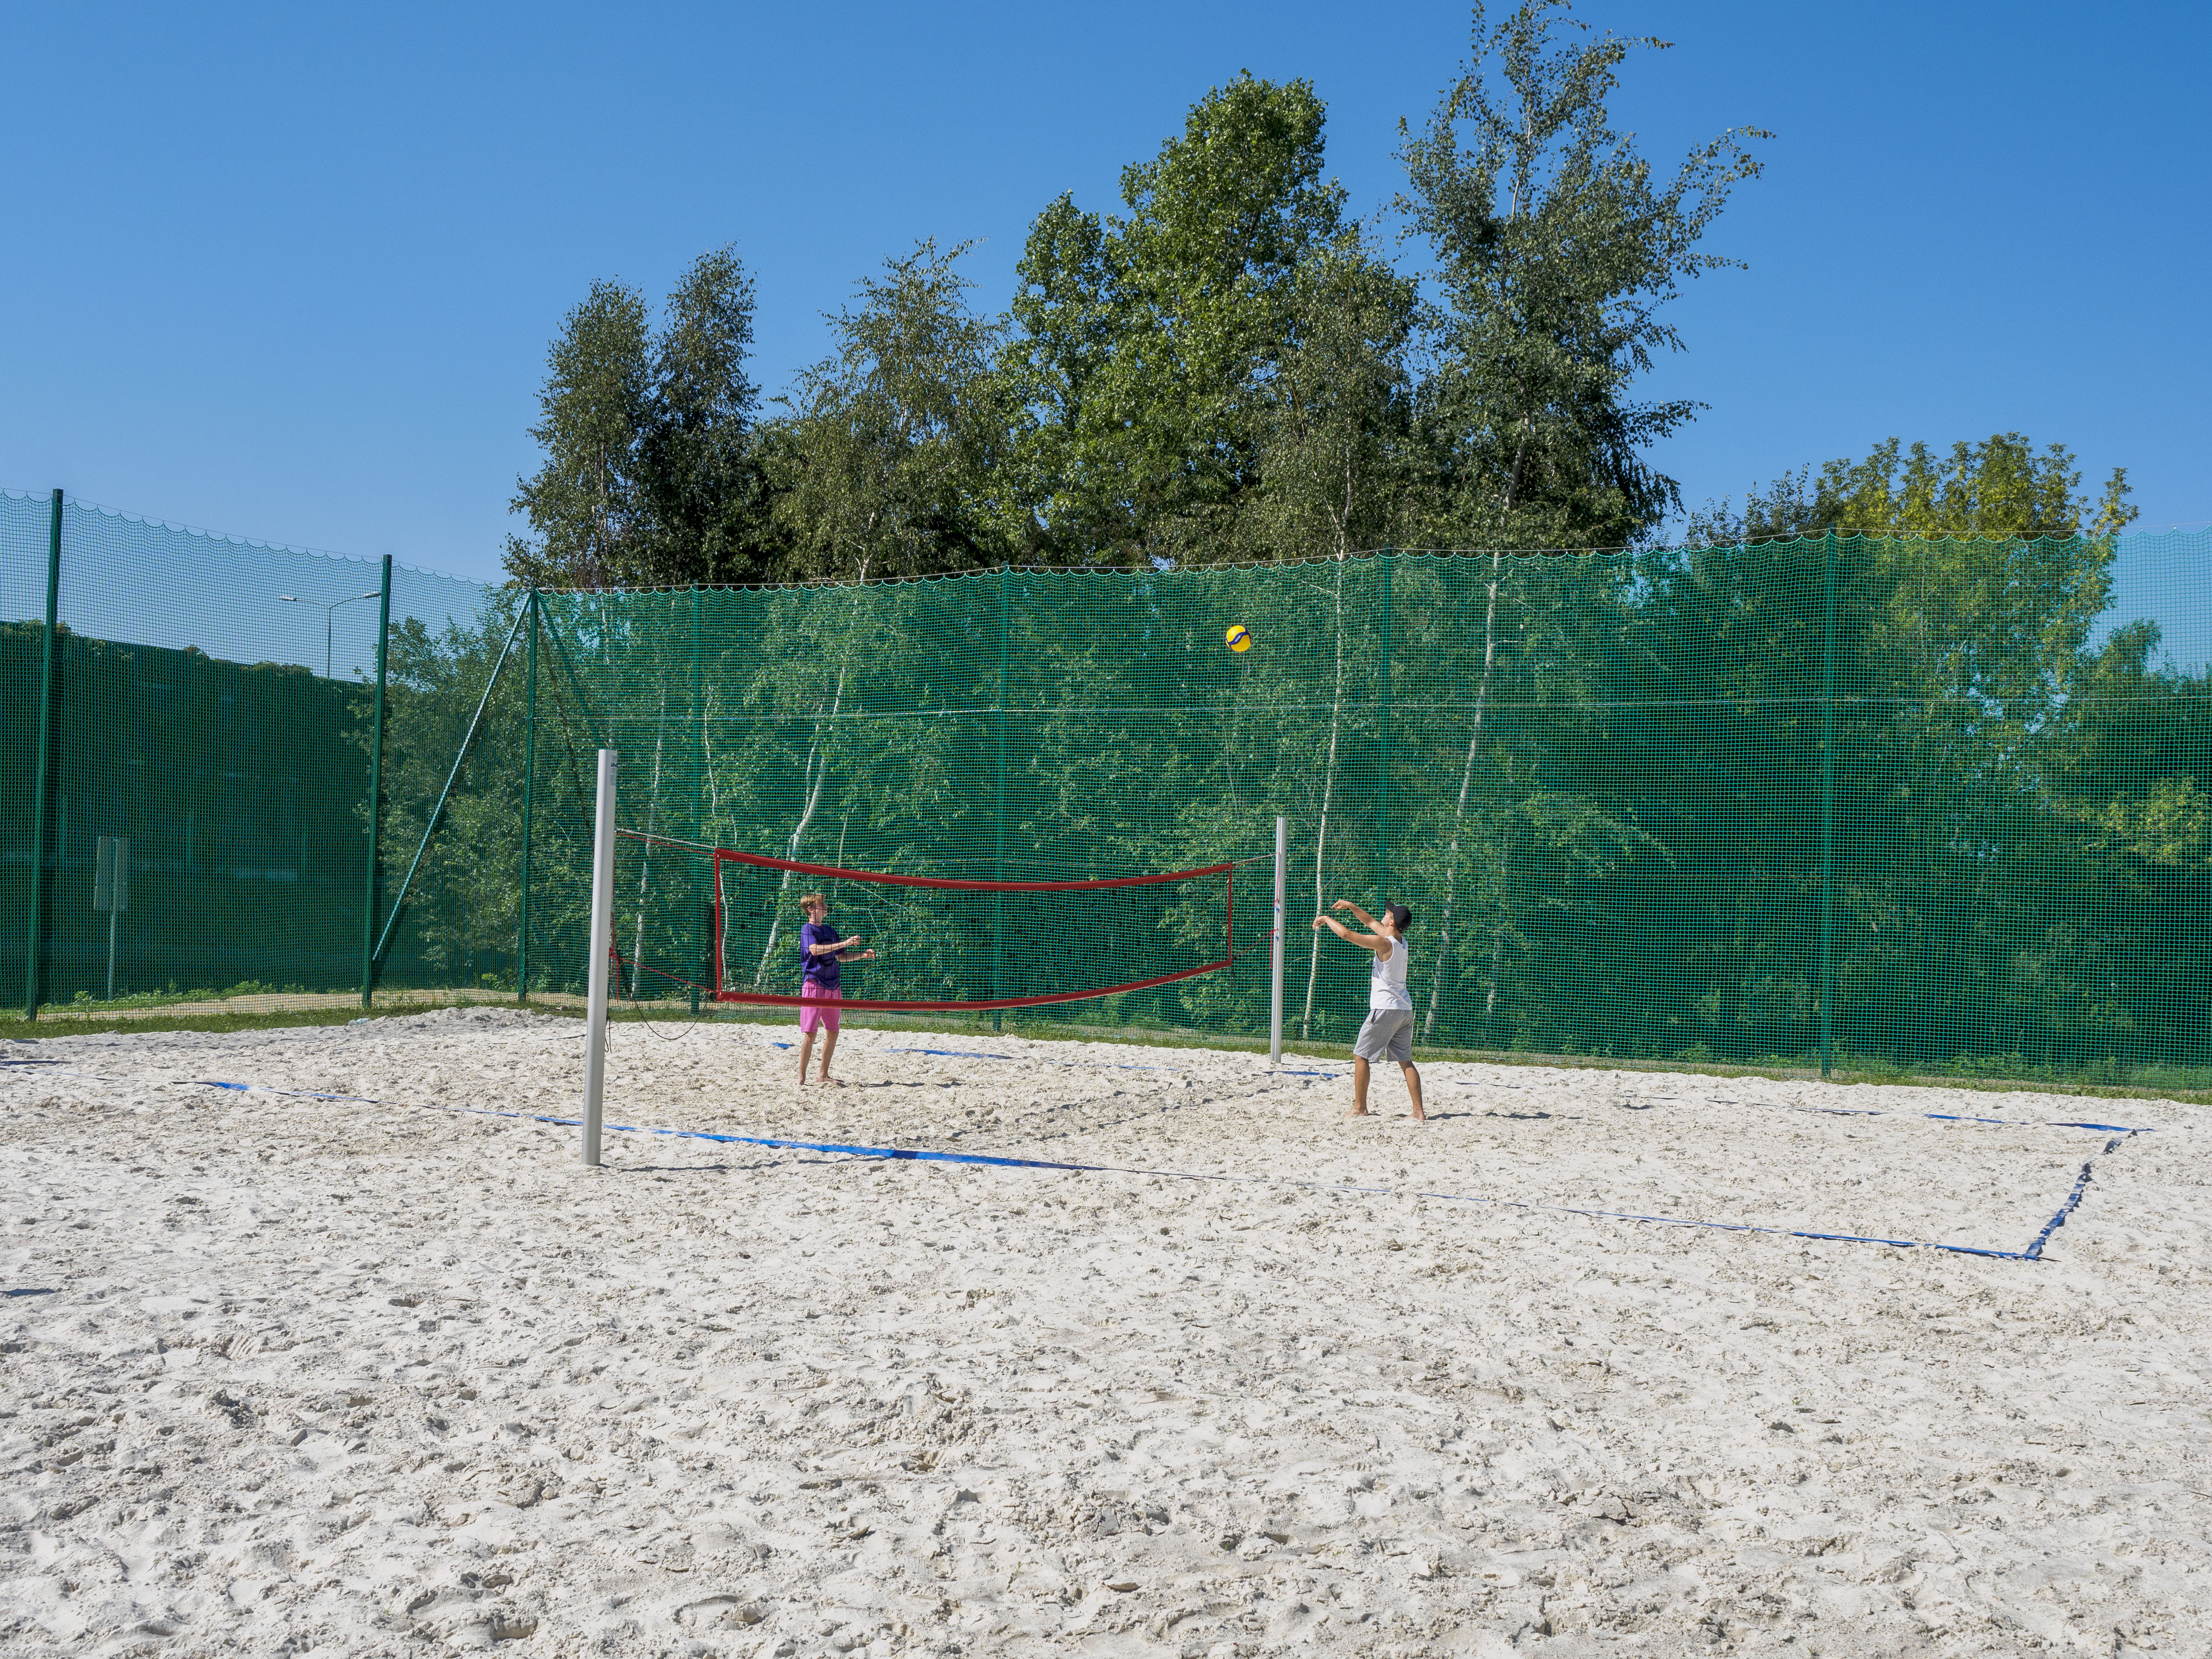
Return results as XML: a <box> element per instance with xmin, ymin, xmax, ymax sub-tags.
<box><xmin>6</xmin><ymin>485</ymin><xmax>2208</xmax><ymax>1085</ymax></box>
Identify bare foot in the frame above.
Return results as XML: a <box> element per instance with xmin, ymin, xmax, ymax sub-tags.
<box><xmin>1344</xmin><ymin>1107</ymin><xmax>1371</xmax><ymax>1118</ymax></box>
<box><xmin>818</xmin><ymin>1076</ymin><xmax>848</xmax><ymax>1088</ymax></box>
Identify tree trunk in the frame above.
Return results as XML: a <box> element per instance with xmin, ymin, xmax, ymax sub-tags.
<box><xmin>1424</xmin><ymin>549</ymin><xmax>1504</xmax><ymax>1037</ymax></box>
<box><xmin>1300</xmin><ymin>552</ymin><xmax>1350</xmax><ymax>1040</ymax></box>
<box><xmin>628</xmin><ymin>681</ymin><xmax>670</xmax><ymax>992</ymax></box>
<box><xmin>754</xmin><ymin>556</ymin><xmax>871</xmax><ymax>986</ymax></box>
<box><xmin>1482</xmin><ymin>827</ymin><xmax>1511</xmax><ymax>1047</ymax></box>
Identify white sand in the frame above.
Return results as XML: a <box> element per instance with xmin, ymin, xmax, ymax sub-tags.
<box><xmin>2</xmin><ymin>1008</ymin><xmax>2208</xmax><ymax>1657</ymax></box>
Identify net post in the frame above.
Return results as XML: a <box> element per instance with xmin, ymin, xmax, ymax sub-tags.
<box><xmin>24</xmin><ymin>488</ymin><xmax>61</xmax><ymax>1020</ymax></box>
<box><xmin>359</xmin><ymin>554</ymin><xmax>392</xmax><ymax>1009</ymax></box>
<box><xmin>1819</xmin><ymin>529</ymin><xmax>1837</xmax><ymax>1079</ymax></box>
<box><xmin>517</xmin><ymin>590</ymin><xmax>537</xmax><ymax>1004</ymax></box>
<box><xmin>1271</xmin><ymin>814</ymin><xmax>1286</xmax><ymax>1066</ymax></box>
<box><xmin>583</xmin><ymin>748</ymin><xmax>618</xmax><ymax>1166</ymax></box>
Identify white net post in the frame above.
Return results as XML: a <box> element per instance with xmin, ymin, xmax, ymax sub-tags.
<box><xmin>582</xmin><ymin>748</ymin><xmax>618</xmax><ymax>1166</ymax></box>
<box><xmin>1270</xmin><ymin>814</ymin><xmax>1286</xmax><ymax>1067</ymax></box>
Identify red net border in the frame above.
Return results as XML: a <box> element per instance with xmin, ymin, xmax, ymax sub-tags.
<box><xmin>613</xmin><ymin>830</ymin><xmax>1262</xmax><ymax>1013</ymax></box>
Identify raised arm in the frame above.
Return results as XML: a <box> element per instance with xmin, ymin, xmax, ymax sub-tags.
<box><xmin>1312</xmin><ymin>912</ymin><xmax>1393</xmax><ymax>959</ymax></box>
<box><xmin>1329</xmin><ymin>898</ymin><xmax>1379</xmax><ymax>930</ymax></box>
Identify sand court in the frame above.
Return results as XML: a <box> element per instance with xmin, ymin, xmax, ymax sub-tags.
<box><xmin>4</xmin><ymin>1008</ymin><xmax>2209</xmax><ymax>1656</ymax></box>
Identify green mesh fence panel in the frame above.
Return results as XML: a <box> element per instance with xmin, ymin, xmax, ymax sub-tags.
<box><xmin>1</xmin><ymin>492</ymin><xmax>54</xmax><ymax>1004</ymax></box>
<box><xmin>0</xmin><ymin>496</ymin><xmax>475</xmax><ymax>1008</ymax></box>
<box><xmin>6</xmin><ymin>495</ymin><xmax>2208</xmax><ymax>1084</ymax></box>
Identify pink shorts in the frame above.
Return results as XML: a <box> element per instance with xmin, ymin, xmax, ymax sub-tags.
<box><xmin>799</xmin><ymin>980</ymin><xmax>841</xmax><ymax>1034</ymax></box>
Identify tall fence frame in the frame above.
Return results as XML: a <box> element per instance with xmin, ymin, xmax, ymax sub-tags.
<box><xmin>5</xmin><ymin>485</ymin><xmax>2207</xmax><ymax>1088</ymax></box>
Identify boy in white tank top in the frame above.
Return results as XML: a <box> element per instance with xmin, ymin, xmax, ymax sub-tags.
<box><xmin>1311</xmin><ymin>898</ymin><xmax>1424</xmax><ymax>1120</ymax></box>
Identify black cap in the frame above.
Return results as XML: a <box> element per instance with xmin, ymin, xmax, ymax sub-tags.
<box><xmin>1384</xmin><ymin>902</ymin><xmax>1412</xmax><ymax>931</ymax></box>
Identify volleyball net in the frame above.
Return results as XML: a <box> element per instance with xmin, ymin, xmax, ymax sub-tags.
<box><xmin>604</xmin><ymin>829</ymin><xmax>1276</xmax><ymax>1014</ymax></box>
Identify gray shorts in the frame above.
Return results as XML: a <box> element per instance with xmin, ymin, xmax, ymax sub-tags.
<box><xmin>1353</xmin><ymin>1008</ymin><xmax>1414</xmax><ymax>1065</ymax></box>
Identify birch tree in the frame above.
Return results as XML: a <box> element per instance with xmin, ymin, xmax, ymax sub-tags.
<box><xmin>507</xmin><ymin>250</ymin><xmax>771</xmax><ymax>588</ymax></box>
<box><xmin>1236</xmin><ymin>244</ymin><xmax>1418</xmax><ymax>1036</ymax></box>
<box><xmin>1399</xmin><ymin>0</ymin><xmax>1767</xmax><ymax>1034</ymax></box>
<box><xmin>767</xmin><ymin>239</ymin><xmax>1011</xmax><ymax>583</ymax></box>
<box><xmin>505</xmin><ymin>282</ymin><xmax>652</xmax><ymax>589</ymax></box>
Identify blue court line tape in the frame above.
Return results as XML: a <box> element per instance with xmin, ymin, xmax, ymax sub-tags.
<box><xmin>1506</xmin><ymin>1081</ymin><xmax>2151</xmax><ymax>1139</ymax></box>
<box><xmin>886</xmin><ymin>1045</ymin><xmax>1186</xmax><ymax>1074</ymax></box>
<box><xmin>5</xmin><ymin>1061</ymin><xmax>2147</xmax><ymax>1264</ymax></box>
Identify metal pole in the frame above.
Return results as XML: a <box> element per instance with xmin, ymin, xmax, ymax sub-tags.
<box><xmin>583</xmin><ymin>748</ymin><xmax>618</xmax><ymax>1166</ymax></box>
<box><xmin>106</xmin><ymin>910</ymin><xmax>118</xmax><ymax>1000</ymax></box>
<box><xmin>1271</xmin><ymin>814</ymin><xmax>1286</xmax><ymax>1066</ymax></box>
<box><xmin>517</xmin><ymin>591</ymin><xmax>538</xmax><ymax>1004</ymax></box>
<box><xmin>688</xmin><ymin>588</ymin><xmax>702</xmax><ymax>1016</ymax></box>
<box><xmin>1821</xmin><ymin>528</ymin><xmax>1837</xmax><ymax>1079</ymax></box>
<box><xmin>24</xmin><ymin>489</ymin><xmax>62</xmax><ymax>1020</ymax></box>
<box><xmin>359</xmin><ymin>555</ymin><xmax>392</xmax><ymax>1008</ymax></box>
<box><xmin>992</xmin><ymin>566</ymin><xmax>1009</xmax><ymax>1029</ymax></box>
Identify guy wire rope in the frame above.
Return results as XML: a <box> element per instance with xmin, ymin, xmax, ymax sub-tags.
<box><xmin>369</xmin><ymin>601</ymin><xmax>528</xmax><ymax>977</ymax></box>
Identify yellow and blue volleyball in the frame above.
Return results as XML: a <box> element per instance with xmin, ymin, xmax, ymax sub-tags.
<box><xmin>1226</xmin><ymin>624</ymin><xmax>1253</xmax><ymax>654</ymax></box>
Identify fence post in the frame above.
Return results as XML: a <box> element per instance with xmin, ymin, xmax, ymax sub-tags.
<box><xmin>689</xmin><ymin>587</ymin><xmax>703</xmax><ymax>1016</ymax></box>
<box><xmin>1820</xmin><ymin>528</ymin><xmax>1837</xmax><ymax>1078</ymax></box>
<box><xmin>23</xmin><ymin>488</ymin><xmax>63</xmax><ymax>1020</ymax></box>
<box><xmin>517</xmin><ymin>589</ymin><xmax>538</xmax><ymax>1004</ymax></box>
<box><xmin>359</xmin><ymin>554</ymin><xmax>392</xmax><ymax>1008</ymax></box>
<box><xmin>992</xmin><ymin>565</ymin><xmax>1009</xmax><ymax>1028</ymax></box>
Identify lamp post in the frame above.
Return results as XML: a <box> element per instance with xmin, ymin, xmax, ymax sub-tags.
<box><xmin>281</xmin><ymin>590</ymin><xmax>382</xmax><ymax>679</ymax></box>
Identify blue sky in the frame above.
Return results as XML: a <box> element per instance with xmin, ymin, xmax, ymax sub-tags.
<box><xmin>3</xmin><ymin>1</ymin><xmax>2206</xmax><ymax>650</ymax></box>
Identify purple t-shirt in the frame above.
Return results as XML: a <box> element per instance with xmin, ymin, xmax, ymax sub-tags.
<box><xmin>799</xmin><ymin>920</ymin><xmax>844</xmax><ymax>991</ymax></box>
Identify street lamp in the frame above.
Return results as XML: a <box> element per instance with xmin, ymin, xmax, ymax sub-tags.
<box><xmin>280</xmin><ymin>591</ymin><xmax>381</xmax><ymax>679</ymax></box>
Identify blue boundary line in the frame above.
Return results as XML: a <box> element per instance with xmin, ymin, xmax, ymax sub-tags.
<box><xmin>2022</xmin><ymin>1136</ymin><xmax>2126</xmax><ymax>1261</ymax></box>
<box><xmin>0</xmin><ymin>1059</ymin><xmax>2150</xmax><ymax>1263</ymax></box>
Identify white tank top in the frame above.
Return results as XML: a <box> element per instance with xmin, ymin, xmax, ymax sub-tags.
<box><xmin>1369</xmin><ymin>934</ymin><xmax>1412</xmax><ymax>1010</ymax></box>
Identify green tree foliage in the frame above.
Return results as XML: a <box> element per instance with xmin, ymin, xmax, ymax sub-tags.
<box><xmin>506</xmin><ymin>248</ymin><xmax>769</xmax><ymax>589</ymax></box>
<box><xmin>1691</xmin><ymin>433</ymin><xmax>2138</xmax><ymax>545</ymax></box>
<box><xmin>516</xmin><ymin>10</ymin><xmax>1768</xmax><ymax>579</ymax></box>
<box><xmin>505</xmin><ymin>281</ymin><xmax>651</xmax><ymax>588</ymax></box>
<box><xmin>1002</xmin><ymin>74</ymin><xmax>1364</xmax><ymax>565</ymax></box>
<box><xmin>637</xmin><ymin>248</ymin><xmax>772</xmax><ymax>585</ymax></box>
<box><xmin>1400</xmin><ymin>0</ymin><xmax>1767</xmax><ymax>550</ymax></box>
<box><xmin>1243</xmin><ymin>242</ymin><xmax>1422</xmax><ymax>563</ymax></box>
<box><xmin>765</xmin><ymin>240</ymin><xmax>1012</xmax><ymax>585</ymax></box>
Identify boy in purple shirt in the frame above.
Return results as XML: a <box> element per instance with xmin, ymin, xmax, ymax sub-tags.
<box><xmin>796</xmin><ymin>891</ymin><xmax>874</xmax><ymax>1086</ymax></box>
